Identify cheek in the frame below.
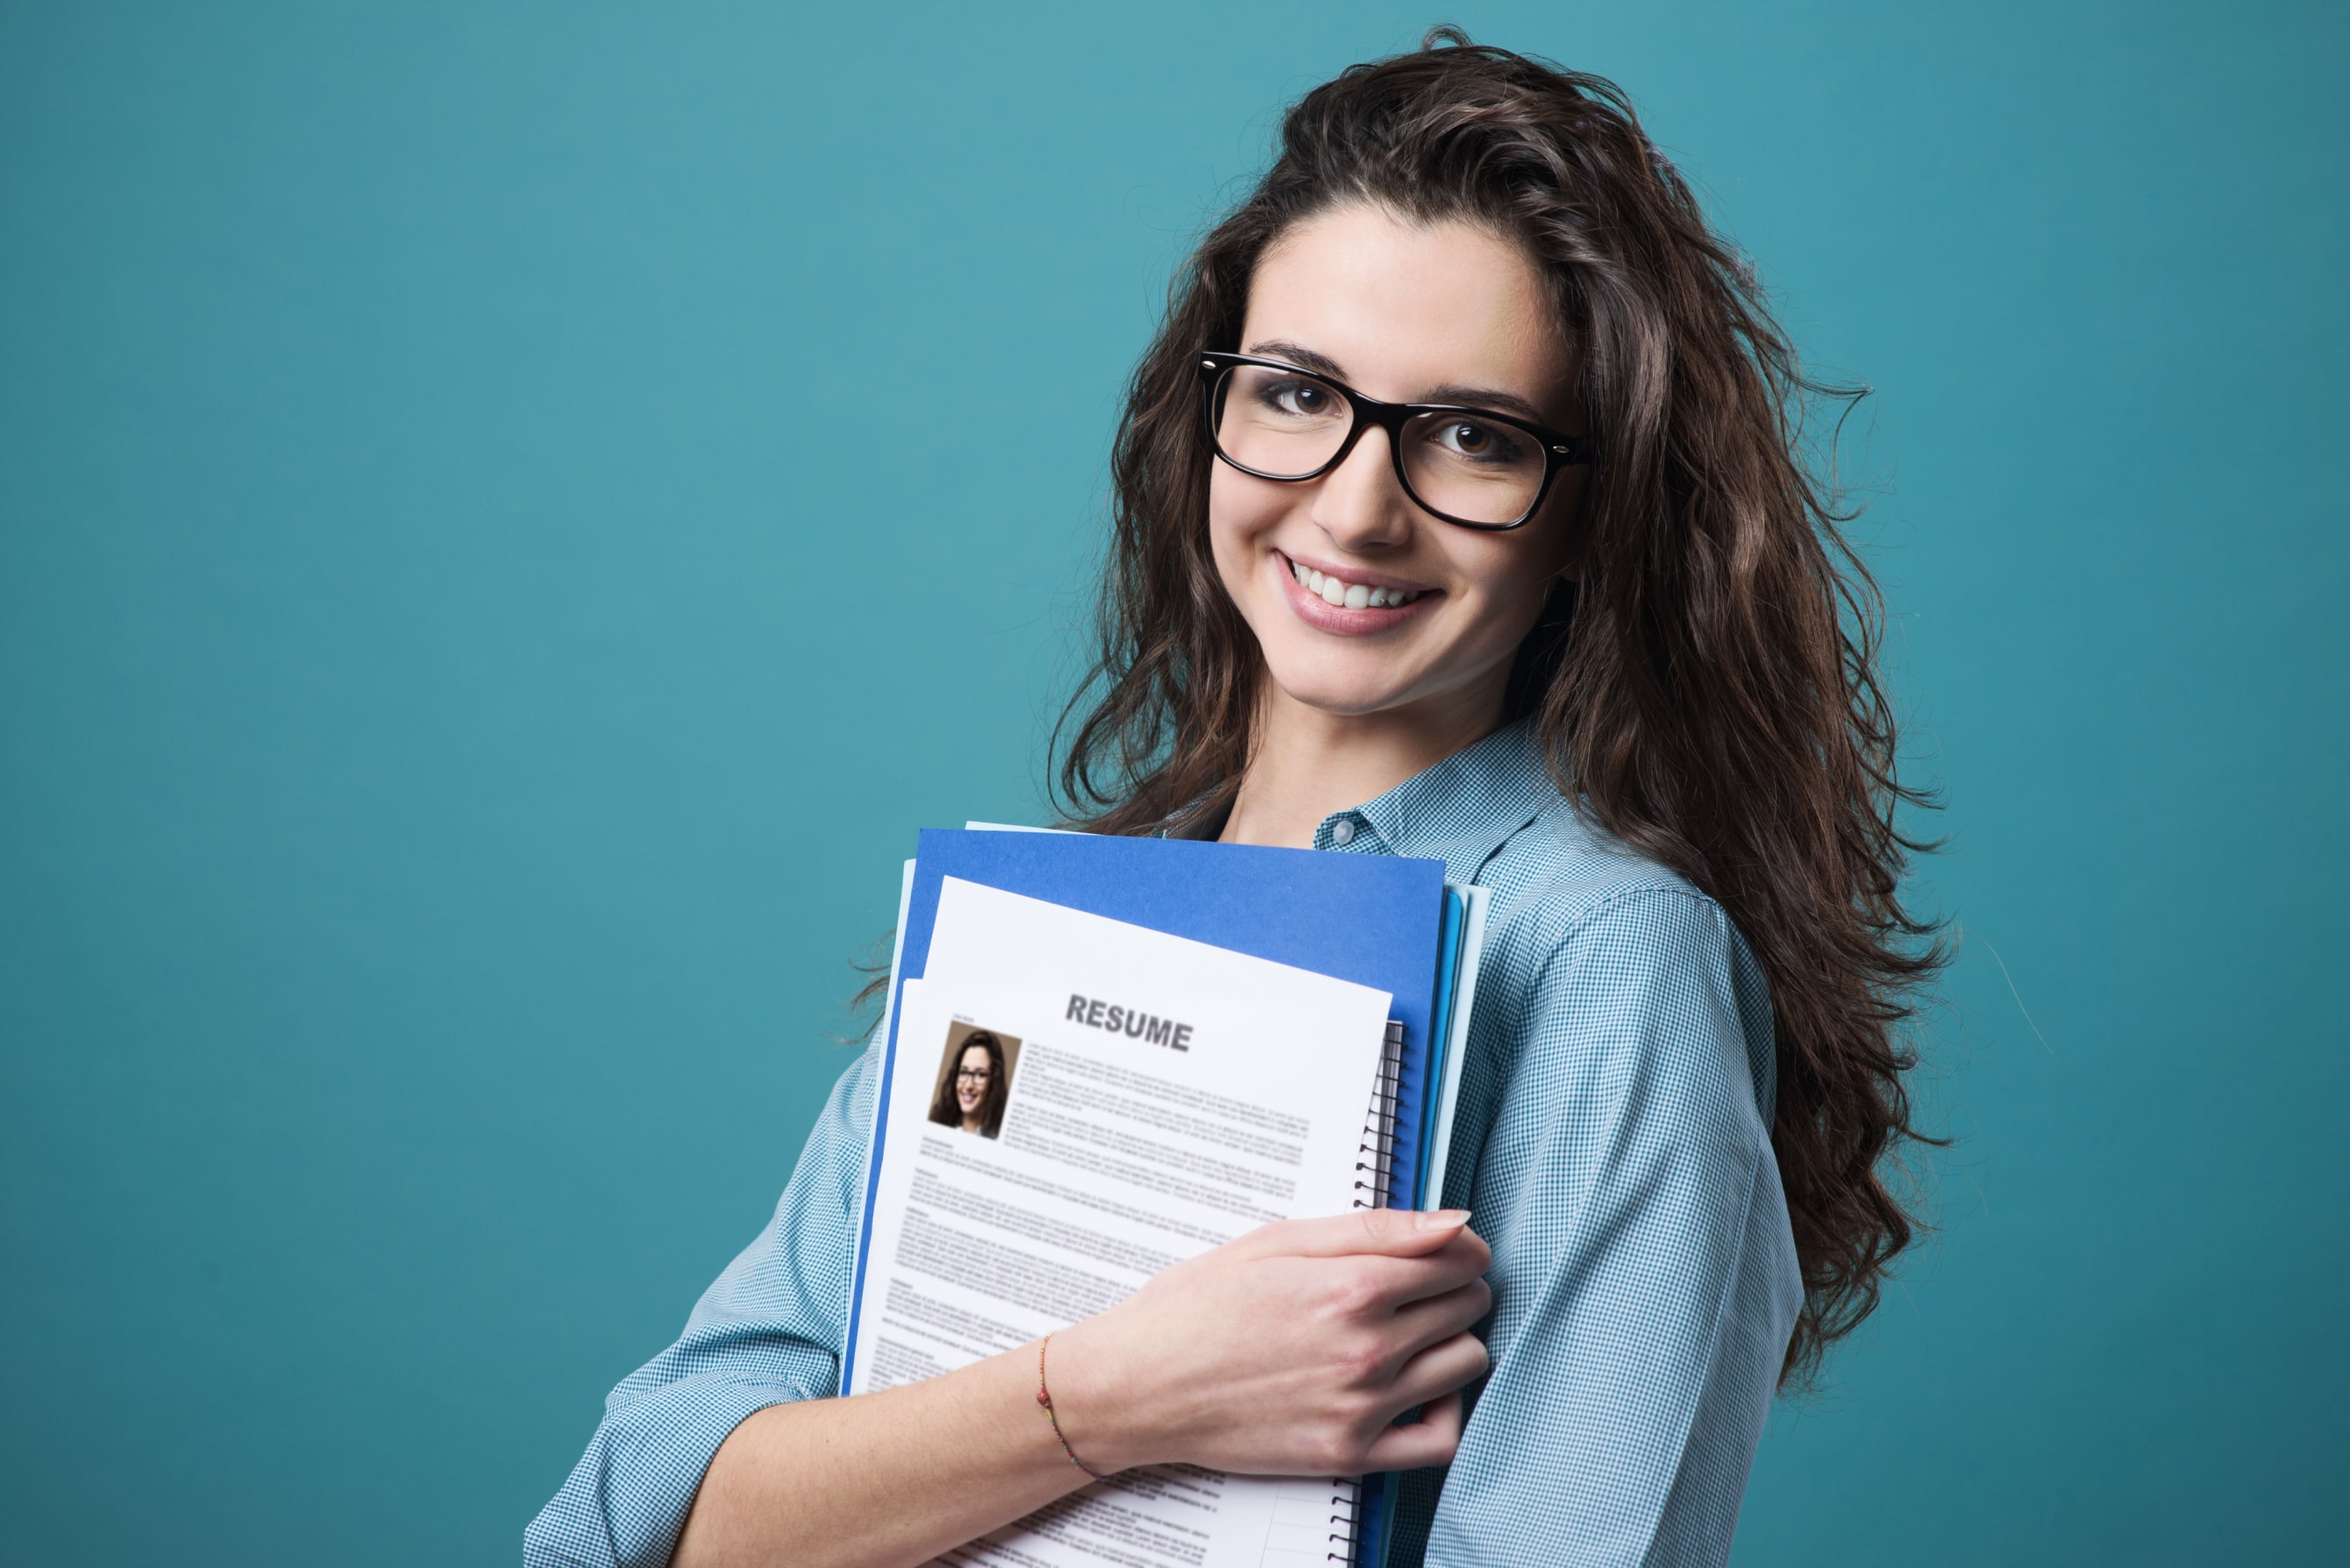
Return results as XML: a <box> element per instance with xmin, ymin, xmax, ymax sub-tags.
<box><xmin>1464</xmin><ymin>488</ymin><xmax>1577</xmax><ymax>611</ymax></box>
<box><xmin>1207</xmin><ymin>467</ymin><xmax>1291</xmax><ymax>578</ymax></box>
<box><xmin>1438</xmin><ymin>529</ymin><xmax>1570</xmax><ymax>663</ymax></box>
<box><xmin>1462</xmin><ymin>545</ymin><xmax>1550</xmax><ymax>619</ymax></box>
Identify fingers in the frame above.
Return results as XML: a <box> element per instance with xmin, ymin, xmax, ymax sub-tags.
<box><xmin>1362</xmin><ymin>1390</ymin><xmax>1466</xmax><ymax>1473</ymax></box>
<box><xmin>1383</xmin><ymin>1329</ymin><xmax>1489</xmax><ymax>1415</ymax></box>
<box><xmin>1385</xmin><ymin>1278</ymin><xmax>1492</xmax><ymax>1358</ymax></box>
<box><xmin>1338</xmin><ymin>1242</ymin><xmax>1492</xmax><ymax>1315</ymax></box>
<box><xmin>1232</xmin><ymin>1208</ymin><xmax>1480</xmax><ymax>1262</ymax></box>
<box><xmin>1353</xmin><ymin>1331</ymin><xmax>1487</xmax><ymax>1474</ymax></box>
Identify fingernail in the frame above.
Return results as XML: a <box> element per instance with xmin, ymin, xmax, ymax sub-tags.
<box><xmin>1415</xmin><ymin>1208</ymin><xmax>1471</xmax><ymax>1230</ymax></box>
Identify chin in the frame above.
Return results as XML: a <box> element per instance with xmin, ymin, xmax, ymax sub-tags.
<box><xmin>1259</xmin><ymin>648</ymin><xmax>1420</xmax><ymax>717</ymax></box>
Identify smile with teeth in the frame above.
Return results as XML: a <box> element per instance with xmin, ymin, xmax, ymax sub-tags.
<box><xmin>1289</xmin><ymin>559</ymin><xmax>1426</xmax><ymax>609</ymax></box>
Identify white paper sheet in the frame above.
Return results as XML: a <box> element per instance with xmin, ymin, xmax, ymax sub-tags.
<box><xmin>850</xmin><ymin>879</ymin><xmax>1397</xmax><ymax>1568</ymax></box>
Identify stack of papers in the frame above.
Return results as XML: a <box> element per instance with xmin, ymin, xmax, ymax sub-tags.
<box><xmin>843</xmin><ymin>828</ymin><xmax>1490</xmax><ymax>1568</ymax></box>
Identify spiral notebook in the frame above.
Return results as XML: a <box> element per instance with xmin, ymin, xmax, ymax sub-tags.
<box><xmin>842</xmin><ymin>831</ymin><xmax>1489</xmax><ymax>1568</ymax></box>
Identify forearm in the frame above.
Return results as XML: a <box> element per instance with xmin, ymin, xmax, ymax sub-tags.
<box><xmin>672</xmin><ymin>1343</ymin><xmax>1090</xmax><ymax>1568</ymax></box>
<box><xmin>666</xmin><ymin>1208</ymin><xmax>1489</xmax><ymax>1567</ymax></box>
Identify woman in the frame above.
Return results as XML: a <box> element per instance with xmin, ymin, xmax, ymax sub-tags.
<box><xmin>531</xmin><ymin>32</ymin><xmax>1934</xmax><ymax>1568</ymax></box>
<box><xmin>927</xmin><ymin>1031</ymin><xmax>1008</xmax><ymax>1139</ymax></box>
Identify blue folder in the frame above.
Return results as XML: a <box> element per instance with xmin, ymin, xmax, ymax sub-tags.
<box><xmin>847</xmin><ymin>827</ymin><xmax>1458</xmax><ymax>1566</ymax></box>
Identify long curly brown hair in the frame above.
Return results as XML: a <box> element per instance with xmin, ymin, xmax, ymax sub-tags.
<box><xmin>1051</xmin><ymin>31</ymin><xmax>1941</xmax><ymax>1384</ymax></box>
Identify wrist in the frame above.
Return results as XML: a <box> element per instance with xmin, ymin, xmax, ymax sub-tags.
<box><xmin>1036</xmin><ymin>1316</ymin><xmax>1155</xmax><ymax>1474</ymax></box>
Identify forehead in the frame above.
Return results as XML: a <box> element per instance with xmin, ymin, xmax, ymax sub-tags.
<box><xmin>1242</xmin><ymin>203</ymin><xmax>1569</xmax><ymax>409</ymax></box>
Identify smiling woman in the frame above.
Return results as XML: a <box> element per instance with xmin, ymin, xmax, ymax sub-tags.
<box><xmin>531</xmin><ymin>30</ymin><xmax>1938</xmax><ymax>1568</ymax></box>
<box><xmin>926</xmin><ymin>1027</ymin><xmax>1012</xmax><ymax>1139</ymax></box>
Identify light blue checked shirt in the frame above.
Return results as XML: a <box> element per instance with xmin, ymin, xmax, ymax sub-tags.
<box><xmin>529</xmin><ymin>720</ymin><xmax>1801</xmax><ymax>1567</ymax></box>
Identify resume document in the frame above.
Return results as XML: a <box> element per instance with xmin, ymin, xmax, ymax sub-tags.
<box><xmin>847</xmin><ymin>879</ymin><xmax>1399</xmax><ymax>1568</ymax></box>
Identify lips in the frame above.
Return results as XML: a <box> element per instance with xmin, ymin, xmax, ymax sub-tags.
<box><xmin>1274</xmin><ymin>551</ymin><xmax>1436</xmax><ymax>634</ymax></box>
<box><xmin>1289</xmin><ymin>557</ymin><xmax>1426</xmax><ymax>609</ymax></box>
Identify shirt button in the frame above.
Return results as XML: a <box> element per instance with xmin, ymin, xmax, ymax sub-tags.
<box><xmin>1331</xmin><ymin>818</ymin><xmax>1357</xmax><ymax>846</ymax></box>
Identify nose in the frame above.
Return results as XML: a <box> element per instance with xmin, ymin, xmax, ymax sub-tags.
<box><xmin>1307</xmin><ymin>424</ymin><xmax>1417</xmax><ymax>552</ymax></box>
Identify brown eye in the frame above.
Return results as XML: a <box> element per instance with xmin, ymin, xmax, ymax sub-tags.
<box><xmin>1269</xmin><ymin>380</ymin><xmax>1332</xmax><ymax>417</ymax></box>
<box><xmin>1433</xmin><ymin>417</ymin><xmax>1525</xmax><ymax>466</ymax></box>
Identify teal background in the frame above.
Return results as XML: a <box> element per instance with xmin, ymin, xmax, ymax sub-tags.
<box><xmin>3</xmin><ymin>2</ymin><xmax>2342</xmax><ymax>1563</ymax></box>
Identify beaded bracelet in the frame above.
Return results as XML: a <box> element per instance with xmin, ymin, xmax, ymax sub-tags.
<box><xmin>1035</xmin><ymin>1335</ymin><xmax>1105</xmax><ymax>1480</ymax></box>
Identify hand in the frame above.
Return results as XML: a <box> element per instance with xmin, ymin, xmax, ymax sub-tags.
<box><xmin>1046</xmin><ymin>1208</ymin><xmax>1492</xmax><ymax>1477</ymax></box>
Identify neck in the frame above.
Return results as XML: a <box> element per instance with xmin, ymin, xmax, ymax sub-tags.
<box><xmin>1221</xmin><ymin>674</ymin><xmax>1508</xmax><ymax>849</ymax></box>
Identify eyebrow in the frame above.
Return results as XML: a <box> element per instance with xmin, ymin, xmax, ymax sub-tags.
<box><xmin>1242</xmin><ymin>339</ymin><xmax>1554</xmax><ymax>425</ymax></box>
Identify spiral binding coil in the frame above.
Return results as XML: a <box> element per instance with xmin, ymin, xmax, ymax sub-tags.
<box><xmin>1328</xmin><ymin>1476</ymin><xmax>1363</xmax><ymax>1564</ymax></box>
<box><xmin>1334</xmin><ymin>1018</ymin><xmax>1409</xmax><ymax>1565</ymax></box>
<box><xmin>1350</xmin><ymin>1019</ymin><xmax>1407</xmax><ymax>1211</ymax></box>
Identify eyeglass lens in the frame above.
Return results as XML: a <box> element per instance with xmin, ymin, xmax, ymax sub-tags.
<box><xmin>1213</xmin><ymin>363</ymin><xmax>1545</xmax><ymax>525</ymax></box>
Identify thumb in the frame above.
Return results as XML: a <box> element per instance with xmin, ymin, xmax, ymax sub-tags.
<box><xmin>1235</xmin><ymin>1208</ymin><xmax>1474</xmax><ymax>1261</ymax></box>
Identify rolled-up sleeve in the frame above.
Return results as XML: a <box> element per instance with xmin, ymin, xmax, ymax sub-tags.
<box><xmin>1422</xmin><ymin>887</ymin><xmax>1801</xmax><ymax>1568</ymax></box>
<box><xmin>526</xmin><ymin>1040</ymin><xmax>878</xmax><ymax>1568</ymax></box>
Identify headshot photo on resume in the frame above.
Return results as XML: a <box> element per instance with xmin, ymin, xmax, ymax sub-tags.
<box><xmin>925</xmin><ymin>1024</ymin><xmax>1018</xmax><ymax>1140</ymax></box>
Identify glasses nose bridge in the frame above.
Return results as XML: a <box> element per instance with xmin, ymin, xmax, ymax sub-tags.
<box><xmin>1323</xmin><ymin>392</ymin><xmax>1426</xmax><ymax>513</ymax></box>
<box><xmin>1320</xmin><ymin>385</ymin><xmax>1407</xmax><ymax>473</ymax></box>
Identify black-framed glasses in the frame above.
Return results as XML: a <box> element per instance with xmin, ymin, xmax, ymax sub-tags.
<box><xmin>1197</xmin><ymin>351</ymin><xmax>1592</xmax><ymax>531</ymax></box>
<box><xmin>955</xmin><ymin>1066</ymin><xmax>993</xmax><ymax>1083</ymax></box>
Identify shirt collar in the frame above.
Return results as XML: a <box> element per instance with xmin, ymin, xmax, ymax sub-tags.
<box><xmin>1314</xmin><ymin>717</ymin><xmax>1559</xmax><ymax>883</ymax></box>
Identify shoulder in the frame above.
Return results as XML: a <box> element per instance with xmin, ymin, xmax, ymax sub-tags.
<box><xmin>1399</xmin><ymin>719</ymin><xmax>1736</xmax><ymax>948</ymax></box>
<box><xmin>1471</xmin><ymin>798</ymin><xmax>1777</xmax><ymax>1123</ymax></box>
<box><xmin>1478</xmin><ymin>795</ymin><xmax>1735</xmax><ymax>957</ymax></box>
